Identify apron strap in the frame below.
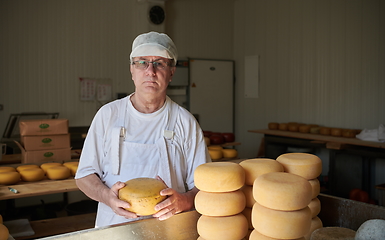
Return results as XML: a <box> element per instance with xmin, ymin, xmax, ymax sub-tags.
<box><xmin>164</xmin><ymin>101</ymin><xmax>179</xmax><ymax>141</ymax></box>
<box><xmin>111</xmin><ymin>98</ymin><xmax>127</xmax><ymax>175</ymax></box>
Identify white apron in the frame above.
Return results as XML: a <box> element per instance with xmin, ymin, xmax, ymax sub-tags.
<box><xmin>95</xmin><ymin>98</ymin><xmax>184</xmax><ymax>227</ymax></box>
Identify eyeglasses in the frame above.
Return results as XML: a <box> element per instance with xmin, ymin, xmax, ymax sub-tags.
<box><xmin>132</xmin><ymin>60</ymin><xmax>171</xmax><ymax>70</ymax></box>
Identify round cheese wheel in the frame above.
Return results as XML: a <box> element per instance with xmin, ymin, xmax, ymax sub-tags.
<box><xmin>195</xmin><ymin>189</ymin><xmax>246</xmax><ymax>216</ymax></box>
<box><xmin>242</xmin><ymin>207</ymin><xmax>253</xmax><ymax>230</ymax></box>
<box><xmin>63</xmin><ymin>161</ymin><xmax>79</xmax><ymax>168</ymax></box>
<box><xmin>253</xmin><ymin>172</ymin><xmax>312</xmax><ymax>211</ymax></box>
<box><xmin>308</xmin><ymin>198</ymin><xmax>321</xmax><ymax>218</ymax></box>
<box><xmin>208</xmin><ymin>145</ymin><xmax>223</xmax><ymax>150</ymax></box>
<box><xmin>309</xmin><ymin>178</ymin><xmax>321</xmax><ymax>199</ymax></box>
<box><xmin>289</xmin><ymin>124</ymin><xmax>299</xmax><ymax>132</ymax></box>
<box><xmin>319</xmin><ymin>127</ymin><xmax>331</xmax><ymax>135</ymax></box>
<box><xmin>118</xmin><ymin>177</ymin><xmax>167</xmax><ymax>216</ymax></box>
<box><xmin>0</xmin><ymin>224</ymin><xmax>9</xmax><ymax>240</ymax></box>
<box><xmin>194</xmin><ymin>162</ymin><xmax>245</xmax><ymax>192</ymax></box>
<box><xmin>0</xmin><ymin>171</ymin><xmax>21</xmax><ymax>185</ymax></box>
<box><xmin>310</xmin><ymin>227</ymin><xmax>356</xmax><ymax>240</ymax></box>
<box><xmin>278</xmin><ymin>123</ymin><xmax>288</xmax><ymax>131</ymax></box>
<box><xmin>222</xmin><ymin>148</ymin><xmax>237</xmax><ymax>158</ymax></box>
<box><xmin>197</xmin><ymin>214</ymin><xmax>248</xmax><ymax>240</ymax></box>
<box><xmin>252</xmin><ymin>201</ymin><xmax>311</xmax><ymax>239</ymax></box>
<box><xmin>250</xmin><ymin>229</ymin><xmax>305</xmax><ymax>240</ymax></box>
<box><xmin>16</xmin><ymin>164</ymin><xmax>39</xmax><ymax>172</ymax></box>
<box><xmin>40</xmin><ymin>162</ymin><xmax>62</xmax><ymax>174</ymax></box>
<box><xmin>299</xmin><ymin>125</ymin><xmax>311</xmax><ymax>133</ymax></box>
<box><xmin>276</xmin><ymin>153</ymin><xmax>322</xmax><ymax>180</ymax></box>
<box><xmin>0</xmin><ymin>167</ymin><xmax>16</xmax><ymax>173</ymax></box>
<box><xmin>342</xmin><ymin>129</ymin><xmax>356</xmax><ymax>138</ymax></box>
<box><xmin>268</xmin><ymin>122</ymin><xmax>279</xmax><ymax>130</ymax></box>
<box><xmin>208</xmin><ymin>149</ymin><xmax>223</xmax><ymax>160</ymax></box>
<box><xmin>20</xmin><ymin>168</ymin><xmax>45</xmax><ymax>182</ymax></box>
<box><xmin>241</xmin><ymin>185</ymin><xmax>255</xmax><ymax>208</ymax></box>
<box><xmin>310</xmin><ymin>127</ymin><xmax>320</xmax><ymax>134</ymax></box>
<box><xmin>330</xmin><ymin>128</ymin><xmax>342</xmax><ymax>137</ymax></box>
<box><xmin>305</xmin><ymin>216</ymin><xmax>323</xmax><ymax>240</ymax></box>
<box><xmin>240</xmin><ymin>158</ymin><xmax>284</xmax><ymax>185</ymax></box>
<box><xmin>46</xmin><ymin>166</ymin><xmax>71</xmax><ymax>180</ymax></box>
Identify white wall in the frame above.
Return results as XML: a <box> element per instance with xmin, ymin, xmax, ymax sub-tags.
<box><xmin>233</xmin><ymin>0</ymin><xmax>385</xmax><ymax>158</ymax></box>
<box><xmin>0</xmin><ymin>0</ymin><xmax>384</xmax><ymax>160</ymax></box>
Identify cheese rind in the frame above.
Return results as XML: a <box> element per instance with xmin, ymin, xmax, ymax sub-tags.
<box><xmin>309</xmin><ymin>178</ymin><xmax>321</xmax><ymax>199</ymax></box>
<box><xmin>0</xmin><ymin>171</ymin><xmax>21</xmax><ymax>185</ymax></box>
<box><xmin>252</xmin><ymin>201</ymin><xmax>311</xmax><ymax>239</ymax></box>
<box><xmin>241</xmin><ymin>185</ymin><xmax>256</xmax><ymax>208</ymax></box>
<box><xmin>208</xmin><ymin>149</ymin><xmax>223</xmax><ymax>160</ymax></box>
<box><xmin>195</xmin><ymin>190</ymin><xmax>246</xmax><ymax>216</ymax></box>
<box><xmin>0</xmin><ymin>167</ymin><xmax>16</xmax><ymax>173</ymax></box>
<box><xmin>46</xmin><ymin>166</ymin><xmax>71</xmax><ymax>180</ymax></box>
<box><xmin>16</xmin><ymin>164</ymin><xmax>39</xmax><ymax>172</ymax></box>
<box><xmin>118</xmin><ymin>178</ymin><xmax>167</xmax><ymax>216</ymax></box>
<box><xmin>239</xmin><ymin>158</ymin><xmax>284</xmax><ymax>185</ymax></box>
<box><xmin>222</xmin><ymin>148</ymin><xmax>238</xmax><ymax>158</ymax></box>
<box><xmin>19</xmin><ymin>168</ymin><xmax>45</xmax><ymax>182</ymax></box>
<box><xmin>197</xmin><ymin>214</ymin><xmax>248</xmax><ymax>240</ymax></box>
<box><xmin>250</xmin><ymin>229</ymin><xmax>306</xmax><ymax>240</ymax></box>
<box><xmin>253</xmin><ymin>172</ymin><xmax>312</xmax><ymax>211</ymax></box>
<box><xmin>40</xmin><ymin>162</ymin><xmax>62</xmax><ymax>174</ymax></box>
<box><xmin>276</xmin><ymin>153</ymin><xmax>322</xmax><ymax>180</ymax></box>
<box><xmin>194</xmin><ymin>162</ymin><xmax>245</xmax><ymax>192</ymax></box>
<box><xmin>308</xmin><ymin>198</ymin><xmax>321</xmax><ymax>218</ymax></box>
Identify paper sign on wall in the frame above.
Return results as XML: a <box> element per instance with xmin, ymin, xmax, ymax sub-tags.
<box><xmin>79</xmin><ymin>77</ymin><xmax>112</xmax><ymax>102</ymax></box>
<box><xmin>79</xmin><ymin>78</ymin><xmax>96</xmax><ymax>101</ymax></box>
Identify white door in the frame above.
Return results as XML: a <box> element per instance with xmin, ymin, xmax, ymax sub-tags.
<box><xmin>189</xmin><ymin>59</ymin><xmax>234</xmax><ymax>133</ymax></box>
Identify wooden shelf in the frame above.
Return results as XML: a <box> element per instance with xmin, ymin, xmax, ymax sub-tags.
<box><xmin>248</xmin><ymin>129</ymin><xmax>385</xmax><ymax>150</ymax></box>
<box><xmin>0</xmin><ymin>178</ymin><xmax>78</xmax><ymax>200</ymax></box>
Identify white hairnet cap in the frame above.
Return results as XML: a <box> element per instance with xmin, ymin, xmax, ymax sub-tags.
<box><xmin>130</xmin><ymin>31</ymin><xmax>178</xmax><ymax>66</ymax></box>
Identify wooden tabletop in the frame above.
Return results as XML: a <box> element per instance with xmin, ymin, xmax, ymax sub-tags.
<box><xmin>0</xmin><ymin>178</ymin><xmax>78</xmax><ymax>200</ymax></box>
<box><xmin>249</xmin><ymin>129</ymin><xmax>385</xmax><ymax>150</ymax></box>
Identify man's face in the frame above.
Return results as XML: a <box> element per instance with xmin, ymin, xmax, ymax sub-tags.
<box><xmin>130</xmin><ymin>56</ymin><xmax>176</xmax><ymax>96</ymax></box>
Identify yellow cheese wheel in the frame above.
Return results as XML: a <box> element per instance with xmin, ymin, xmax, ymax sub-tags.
<box><xmin>252</xmin><ymin>201</ymin><xmax>311</xmax><ymax>239</ymax></box>
<box><xmin>250</xmin><ymin>229</ymin><xmax>306</xmax><ymax>240</ymax></box>
<box><xmin>276</xmin><ymin>153</ymin><xmax>322</xmax><ymax>180</ymax></box>
<box><xmin>118</xmin><ymin>177</ymin><xmax>167</xmax><ymax>216</ymax></box>
<box><xmin>0</xmin><ymin>167</ymin><xmax>16</xmax><ymax>173</ymax></box>
<box><xmin>0</xmin><ymin>224</ymin><xmax>9</xmax><ymax>240</ymax></box>
<box><xmin>16</xmin><ymin>164</ymin><xmax>39</xmax><ymax>172</ymax></box>
<box><xmin>208</xmin><ymin>149</ymin><xmax>223</xmax><ymax>160</ymax></box>
<box><xmin>40</xmin><ymin>162</ymin><xmax>63</xmax><ymax>174</ymax></box>
<box><xmin>308</xmin><ymin>198</ymin><xmax>321</xmax><ymax>218</ymax></box>
<box><xmin>208</xmin><ymin>145</ymin><xmax>223</xmax><ymax>150</ymax></box>
<box><xmin>222</xmin><ymin>148</ymin><xmax>238</xmax><ymax>158</ymax></box>
<box><xmin>194</xmin><ymin>162</ymin><xmax>245</xmax><ymax>192</ymax></box>
<box><xmin>0</xmin><ymin>171</ymin><xmax>21</xmax><ymax>185</ymax></box>
<box><xmin>268</xmin><ymin>122</ymin><xmax>279</xmax><ymax>130</ymax></box>
<box><xmin>299</xmin><ymin>125</ymin><xmax>311</xmax><ymax>133</ymax></box>
<box><xmin>46</xmin><ymin>166</ymin><xmax>71</xmax><ymax>180</ymax></box>
<box><xmin>197</xmin><ymin>213</ymin><xmax>248</xmax><ymax>240</ymax></box>
<box><xmin>242</xmin><ymin>207</ymin><xmax>253</xmax><ymax>230</ymax></box>
<box><xmin>63</xmin><ymin>161</ymin><xmax>79</xmax><ymax>168</ymax></box>
<box><xmin>310</xmin><ymin>227</ymin><xmax>356</xmax><ymax>240</ymax></box>
<box><xmin>195</xmin><ymin>189</ymin><xmax>246</xmax><ymax>216</ymax></box>
<box><xmin>67</xmin><ymin>165</ymin><xmax>78</xmax><ymax>177</ymax></box>
<box><xmin>20</xmin><ymin>168</ymin><xmax>45</xmax><ymax>182</ymax></box>
<box><xmin>305</xmin><ymin>216</ymin><xmax>323</xmax><ymax>240</ymax></box>
<box><xmin>241</xmin><ymin>185</ymin><xmax>256</xmax><ymax>208</ymax></box>
<box><xmin>253</xmin><ymin>172</ymin><xmax>312</xmax><ymax>211</ymax></box>
<box><xmin>309</xmin><ymin>178</ymin><xmax>321</xmax><ymax>199</ymax></box>
<box><xmin>278</xmin><ymin>123</ymin><xmax>288</xmax><ymax>131</ymax></box>
<box><xmin>239</xmin><ymin>158</ymin><xmax>284</xmax><ymax>185</ymax></box>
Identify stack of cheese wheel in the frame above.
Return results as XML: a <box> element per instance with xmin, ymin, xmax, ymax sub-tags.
<box><xmin>207</xmin><ymin>146</ymin><xmax>238</xmax><ymax>161</ymax></box>
<box><xmin>252</xmin><ymin>171</ymin><xmax>312</xmax><ymax>239</ymax></box>
<box><xmin>194</xmin><ymin>162</ymin><xmax>248</xmax><ymax>240</ymax></box>
<box><xmin>239</xmin><ymin>158</ymin><xmax>284</xmax><ymax>237</ymax></box>
<box><xmin>276</xmin><ymin>153</ymin><xmax>323</xmax><ymax>240</ymax></box>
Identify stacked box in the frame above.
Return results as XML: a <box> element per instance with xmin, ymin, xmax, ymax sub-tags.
<box><xmin>16</xmin><ymin>119</ymin><xmax>71</xmax><ymax>164</ymax></box>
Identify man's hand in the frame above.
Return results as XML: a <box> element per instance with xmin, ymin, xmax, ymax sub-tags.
<box><xmin>107</xmin><ymin>181</ymin><xmax>138</xmax><ymax>219</ymax></box>
<box><xmin>152</xmin><ymin>176</ymin><xmax>198</xmax><ymax>221</ymax></box>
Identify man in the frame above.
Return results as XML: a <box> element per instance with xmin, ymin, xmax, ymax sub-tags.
<box><xmin>75</xmin><ymin>32</ymin><xmax>210</xmax><ymax>227</ymax></box>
